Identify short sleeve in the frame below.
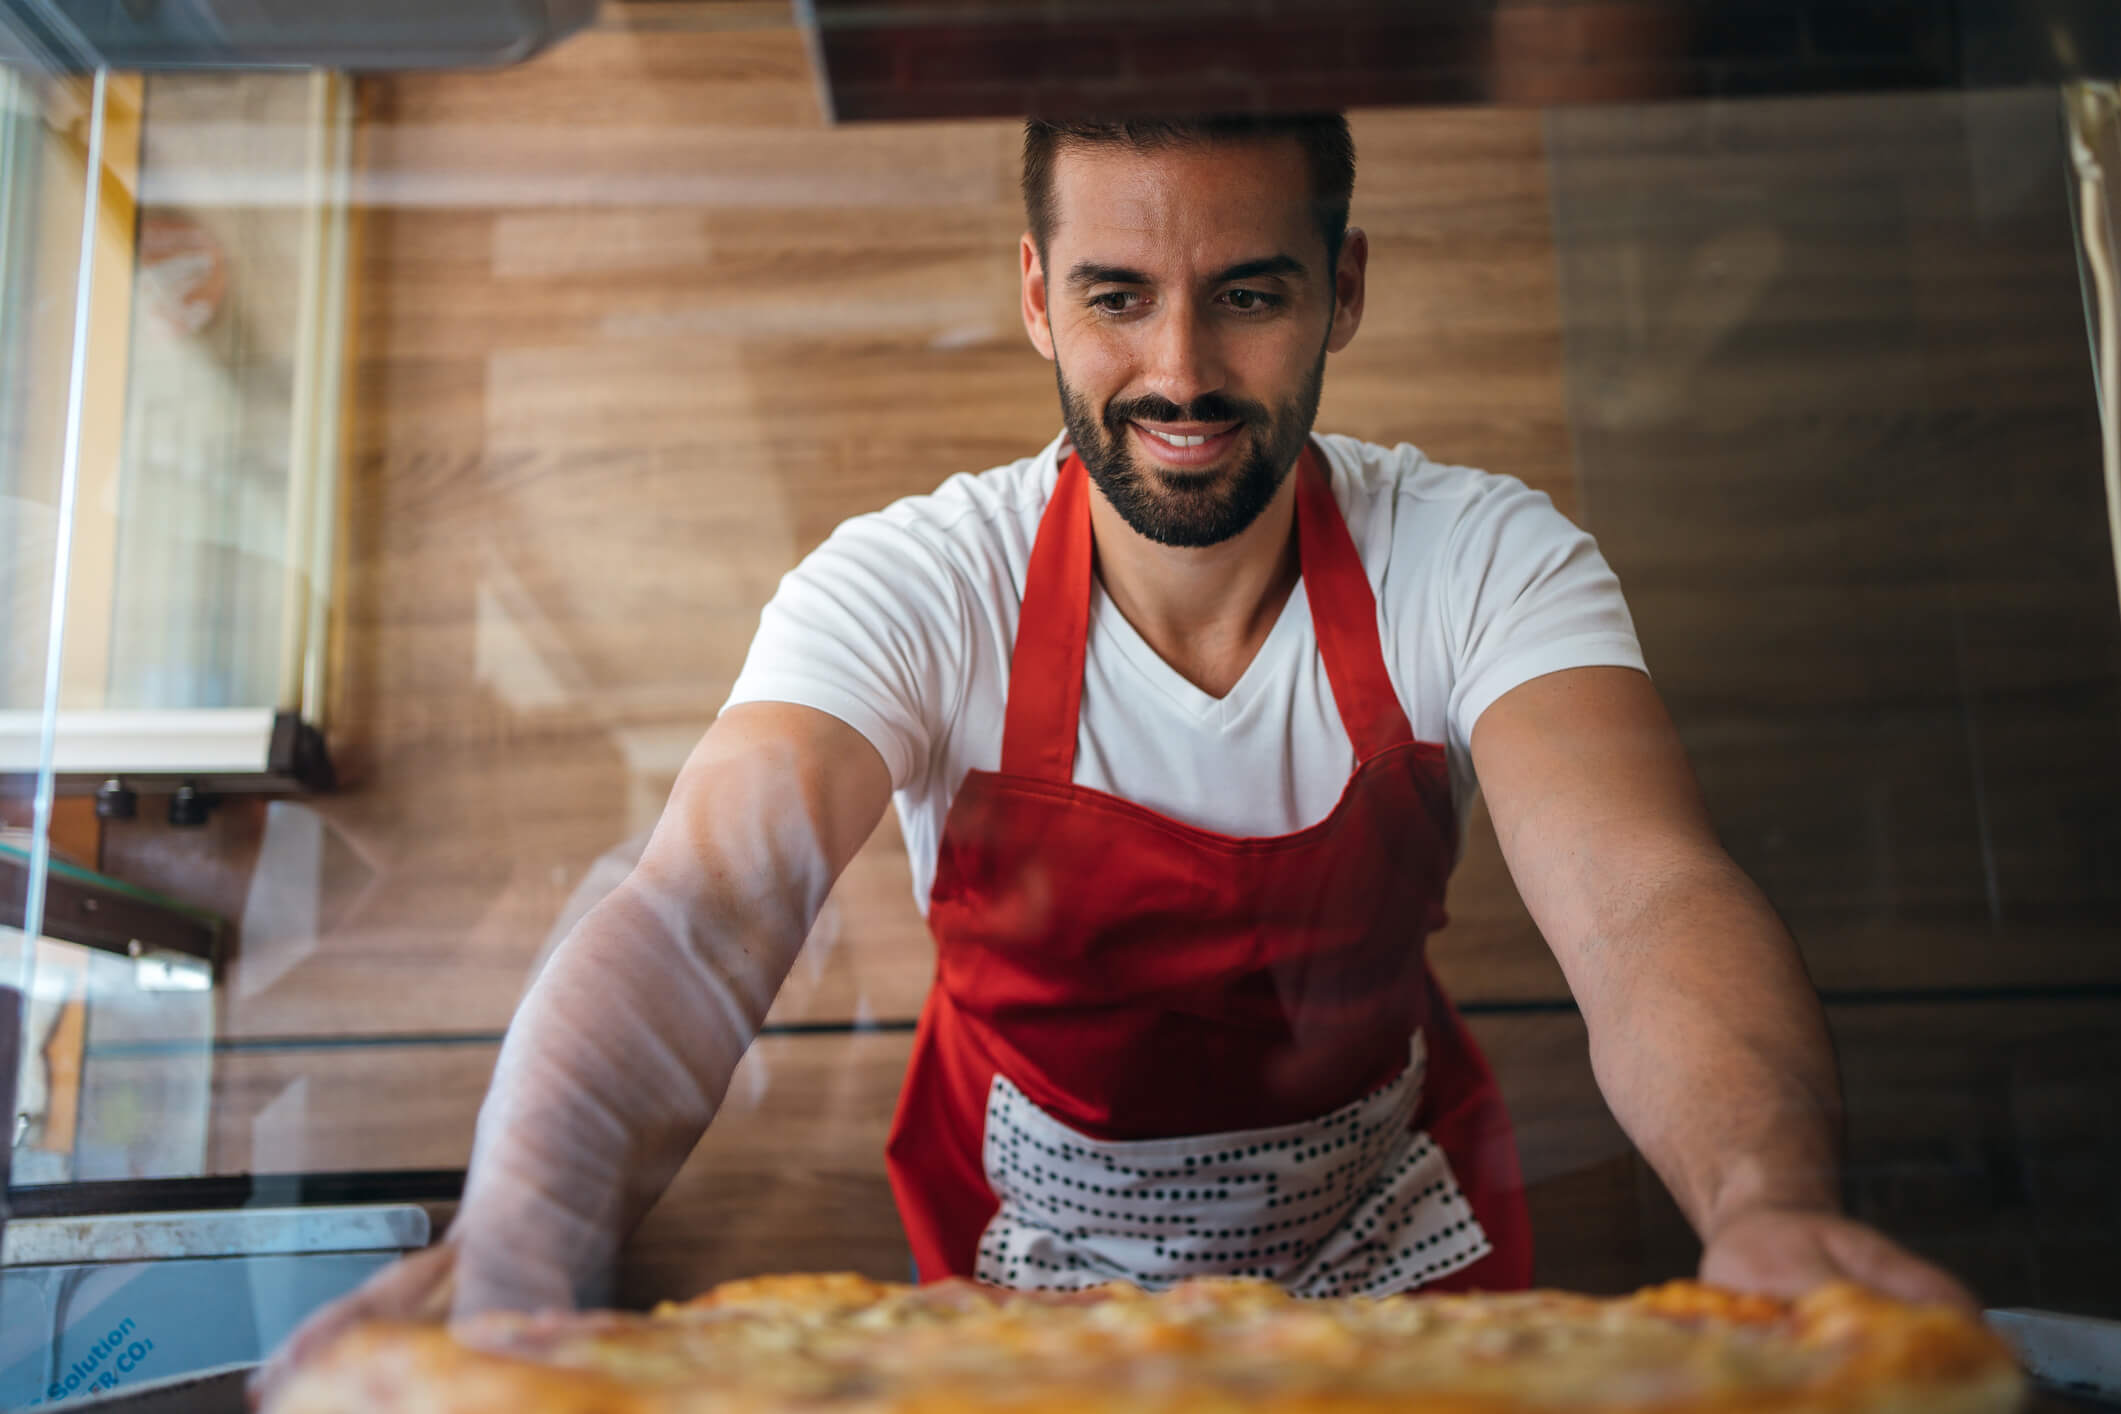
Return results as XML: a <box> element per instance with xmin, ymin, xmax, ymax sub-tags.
<box><xmin>723</xmin><ymin>511</ymin><xmax>969</xmax><ymax>793</ymax></box>
<box><xmin>1444</xmin><ymin>478</ymin><xmax>1647</xmax><ymax>758</ymax></box>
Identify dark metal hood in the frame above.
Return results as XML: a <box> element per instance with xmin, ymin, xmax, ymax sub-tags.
<box><xmin>4</xmin><ymin>0</ymin><xmax>2113</xmax><ymax>109</ymax></box>
<box><xmin>0</xmin><ymin>0</ymin><xmax>598</xmax><ymax>72</ymax></box>
<box><xmin>798</xmin><ymin>0</ymin><xmax>2121</xmax><ymax>122</ymax></box>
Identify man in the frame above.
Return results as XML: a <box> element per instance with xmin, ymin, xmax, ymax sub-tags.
<box><xmin>262</xmin><ymin>112</ymin><xmax>1969</xmax><ymax>1383</ymax></box>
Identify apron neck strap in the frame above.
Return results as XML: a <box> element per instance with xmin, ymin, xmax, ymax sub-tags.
<box><xmin>1001</xmin><ymin>442</ymin><xmax>1413</xmax><ymax>783</ymax></box>
<box><xmin>1292</xmin><ymin>445</ymin><xmax>1418</xmax><ymax>762</ymax></box>
<box><xmin>999</xmin><ymin>449</ymin><xmax>1096</xmax><ymax>782</ymax></box>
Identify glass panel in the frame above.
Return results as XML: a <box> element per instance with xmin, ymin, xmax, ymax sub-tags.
<box><xmin>99</xmin><ymin>73</ymin><xmax>343</xmax><ymax>715</ymax></box>
<box><xmin>0</xmin><ymin>65</ymin><xmax>350</xmax><ymax>787</ymax></box>
<box><xmin>1546</xmin><ymin>88</ymin><xmax>2121</xmax><ymax>1309</ymax></box>
<box><xmin>0</xmin><ymin>69</ymin><xmax>135</xmax><ymax>718</ymax></box>
<box><xmin>3</xmin><ymin>9</ymin><xmax>2117</xmax><ymax>1387</ymax></box>
<box><xmin>3</xmin><ymin>839</ymin><xmax>217</xmax><ymax>1190</ymax></box>
<box><xmin>3</xmin><ymin>919</ymin><xmax>212</xmax><ymax>1188</ymax></box>
<box><xmin>1</xmin><ymin>54</ymin><xmax>99</xmax><ymax>1190</ymax></box>
<box><xmin>0</xmin><ymin>65</ymin><xmax>77</xmax><ymax>716</ymax></box>
<box><xmin>4</xmin><ymin>66</ymin><xmax>351</xmax><ymax>1203</ymax></box>
<box><xmin>2064</xmin><ymin>82</ymin><xmax>2121</xmax><ymax>629</ymax></box>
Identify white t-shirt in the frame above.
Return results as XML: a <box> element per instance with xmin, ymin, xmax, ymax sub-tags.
<box><xmin>724</xmin><ymin>432</ymin><xmax>1646</xmax><ymax>914</ymax></box>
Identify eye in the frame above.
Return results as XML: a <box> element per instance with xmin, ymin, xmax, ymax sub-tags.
<box><xmin>1088</xmin><ymin>291</ymin><xmax>1141</xmax><ymax>315</ymax></box>
<box><xmin>1223</xmin><ymin>288</ymin><xmax>1280</xmax><ymax>313</ymax></box>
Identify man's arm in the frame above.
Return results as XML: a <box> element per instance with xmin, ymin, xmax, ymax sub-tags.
<box><xmin>1468</xmin><ymin>666</ymin><xmax>1971</xmax><ymax>1306</ymax></box>
<box><xmin>251</xmin><ymin>705</ymin><xmax>894</xmax><ymax>1406</ymax></box>
<box><xmin>445</xmin><ymin>701</ymin><xmax>893</xmax><ymax>1314</ymax></box>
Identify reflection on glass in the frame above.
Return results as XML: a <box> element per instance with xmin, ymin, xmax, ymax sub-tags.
<box><xmin>0</xmin><ymin>68</ymin><xmax>350</xmax><ymax>793</ymax></box>
<box><xmin>2</xmin><ymin>60</ymin><xmax>105</xmax><ymax>1153</ymax></box>
<box><xmin>2062</xmin><ymin>82</ymin><xmax>2121</xmax><ymax>620</ymax></box>
<box><xmin>4</xmin><ymin>926</ymin><xmax>212</xmax><ymax>1187</ymax></box>
<box><xmin>0</xmin><ymin>69</ymin><xmax>133</xmax><ymax>721</ymax></box>
<box><xmin>102</xmin><ymin>73</ymin><xmax>350</xmax><ymax>716</ymax></box>
<box><xmin>1</xmin><ymin>5</ymin><xmax>2116</xmax><ymax>1327</ymax></box>
<box><xmin>4</xmin><ymin>838</ymin><xmax>219</xmax><ymax>1188</ymax></box>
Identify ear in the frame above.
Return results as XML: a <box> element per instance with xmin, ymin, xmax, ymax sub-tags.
<box><xmin>1325</xmin><ymin>227</ymin><xmax>1369</xmax><ymax>354</ymax></box>
<box><xmin>1021</xmin><ymin>232</ymin><xmax>1056</xmax><ymax>362</ymax></box>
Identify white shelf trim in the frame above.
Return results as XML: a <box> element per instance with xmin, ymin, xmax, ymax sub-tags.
<box><xmin>0</xmin><ymin>708</ymin><xmax>279</xmax><ymax>776</ymax></box>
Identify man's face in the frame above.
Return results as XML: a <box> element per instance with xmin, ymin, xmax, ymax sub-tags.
<box><xmin>1022</xmin><ymin>138</ymin><xmax>1365</xmax><ymax>548</ymax></box>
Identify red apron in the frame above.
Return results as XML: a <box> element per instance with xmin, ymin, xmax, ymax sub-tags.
<box><xmin>884</xmin><ymin>443</ymin><xmax>1533</xmax><ymax>1294</ymax></box>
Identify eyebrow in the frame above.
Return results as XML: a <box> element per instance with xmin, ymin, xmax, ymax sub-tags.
<box><xmin>1065</xmin><ymin>262</ymin><xmax>1151</xmax><ymax>289</ymax></box>
<box><xmin>1212</xmin><ymin>255</ymin><xmax>1307</xmax><ymax>283</ymax></box>
<box><xmin>1063</xmin><ymin>254</ymin><xmax>1309</xmax><ymax>290</ymax></box>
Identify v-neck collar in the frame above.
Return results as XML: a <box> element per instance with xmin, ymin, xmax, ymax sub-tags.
<box><xmin>1089</xmin><ymin>576</ymin><xmax>1313</xmax><ymax>725</ymax></box>
<box><xmin>999</xmin><ymin>442</ymin><xmax>1413</xmax><ymax>782</ymax></box>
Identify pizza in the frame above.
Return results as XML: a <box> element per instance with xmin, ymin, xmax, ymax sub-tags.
<box><xmin>266</xmin><ymin>1270</ymin><xmax>2027</xmax><ymax>1414</ymax></box>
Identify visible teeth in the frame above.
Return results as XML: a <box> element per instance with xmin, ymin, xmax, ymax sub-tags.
<box><xmin>1145</xmin><ymin>427</ymin><xmax>1210</xmax><ymax>447</ymax></box>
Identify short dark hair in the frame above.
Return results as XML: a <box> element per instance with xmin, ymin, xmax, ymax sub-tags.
<box><xmin>1021</xmin><ymin>114</ymin><xmax>1356</xmax><ymax>273</ymax></box>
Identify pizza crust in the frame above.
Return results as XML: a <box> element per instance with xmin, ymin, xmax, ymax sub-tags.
<box><xmin>269</xmin><ymin>1273</ymin><xmax>2026</xmax><ymax>1414</ymax></box>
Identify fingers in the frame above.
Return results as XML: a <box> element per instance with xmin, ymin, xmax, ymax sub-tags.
<box><xmin>248</xmin><ymin>1304</ymin><xmax>351</xmax><ymax>1412</ymax></box>
<box><xmin>356</xmin><ymin>1240</ymin><xmax>460</xmax><ymax>1319</ymax></box>
<box><xmin>1818</xmin><ymin>1221</ymin><xmax>1979</xmax><ymax>1313</ymax></box>
<box><xmin>1700</xmin><ymin>1210</ymin><xmax>1981</xmax><ymax>1314</ymax></box>
<box><xmin>247</xmin><ymin>1243</ymin><xmax>458</xmax><ymax>1411</ymax></box>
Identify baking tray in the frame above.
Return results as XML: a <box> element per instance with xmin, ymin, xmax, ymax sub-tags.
<box><xmin>1993</xmin><ymin>1308</ymin><xmax>2121</xmax><ymax>1411</ymax></box>
<box><xmin>52</xmin><ymin>1368</ymin><xmax>2119</xmax><ymax>1414</ymax></box>
<box><xmin>47</xmin><ymin>1363</ymin><xmax>2121</xmax><ymax>1413</ymax></box>
<box><xmin>50</xmin><ymin>1374</ymin><xmax>2121</xmax><ymax>1411</ymax></box>
<box><xmin>41</xmin><ymin>1333</ymin><xmax>2121</xmax><ymax>1412</ymax></box>
<box><xmin>52</xmin><ymin>1362</ymin><xmax>250</xmax><ymax>1413</ymax></box>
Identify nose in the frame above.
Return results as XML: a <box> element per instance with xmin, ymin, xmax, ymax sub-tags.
<box><xmin>1140</xmin><ymin>302</ymin><xmax>1226</xmax><ymax>413</ymax></box>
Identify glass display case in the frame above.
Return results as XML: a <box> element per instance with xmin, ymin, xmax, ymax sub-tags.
<box><xmin>2</xmin><ymin>1</ymin><xmax>2118</xmax><ymax>1406</ymax></box>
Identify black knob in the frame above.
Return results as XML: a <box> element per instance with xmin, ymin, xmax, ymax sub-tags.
<box><xmin>167</xmin><ymin>783</ymin><xmax>219</xmax><ymax>828</ymax></box>
<box><xmin>95</xmin><ymin>779</ymin><xmax>138</xmax><ymax>821</ymax></box>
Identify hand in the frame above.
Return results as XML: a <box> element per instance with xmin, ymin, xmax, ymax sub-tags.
<box><xmin>1699</xmin><ymin>1206</ymin><xmax>1976</xmax><ymax>1311</ymax></box>
<box><xmin>247</xmin><ymin>1239</ymin><xmax>457</xmax><ymax>1411</ymax></box>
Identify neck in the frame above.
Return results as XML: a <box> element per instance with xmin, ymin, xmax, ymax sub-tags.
<box><xmin>1087</xmin><ymin>459</ymin><xmax>1303</xmax><ymax>700</ymax></box>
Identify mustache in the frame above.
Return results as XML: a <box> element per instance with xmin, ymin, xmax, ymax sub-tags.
<box><xmin>1103</xmin><ymin>391</ymin><xmax>1268</xmax><ymax>430</ymax></box>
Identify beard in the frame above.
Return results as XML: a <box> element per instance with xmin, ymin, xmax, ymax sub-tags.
<box><xmin>1057</xmin><ymin>343</ymin><xmax>1328</xmax><ymax>550</ymax></box>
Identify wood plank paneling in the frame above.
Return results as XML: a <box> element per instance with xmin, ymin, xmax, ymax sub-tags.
<box><xmin>201</xmin><ymin>1042</ymin><xmax>494</xmax><ymax>1175</ymax></box>
<box><xmin>1828</xmin><ymin>1002</ymin><xmax>2121</xmax><ymax>1318</ymax></box>
<box><xmin>1492</xmin><ymin>1000</ymin><xmax>2121</xmax><ymax>1311</ymax></box>
<box><xmin>180</xmin><ymin>1031</ymin><xmax>910</xmax><ymax>1198</ymax></box>
<box><xmin>619</xmin><ymin>1030</ymin><xmax>916</xmax><ymax>1303</ymax></box>
<box><xmin>104</xmin><ymin>79</ymin><xmax>2117</xmax><ymax>1040</ymax></box>
<box><xmin>165</xmin><ymin>1031</ymin><xmax>922</xmax><ymax>1289</ymax></box>
<box><xmin>1550</xmin><ymin>90</ymin><xmax>2121</xmax><ymax>991</ymax></box>
<box><xmin>98</xmin><ymin>17</ymin><xmax>1579</xmax><ymax>1040</ymax></box>
<box><xmin>155</xmin><ymin>999</ymin><xmax>2121</xmax><ymax>1313</ymax></box>
<box><xmin>72</xmin><ymin>17</ymin><xmax>2118</xmax><ymax>1307</ymax></box>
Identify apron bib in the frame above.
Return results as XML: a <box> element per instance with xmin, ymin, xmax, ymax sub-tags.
<box><xmin>884</xmin><ymin>443</ymin><xmax>1533</xmax><ymax>1293</ymax></box>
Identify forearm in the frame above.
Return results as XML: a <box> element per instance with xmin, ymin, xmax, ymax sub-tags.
<box><xmin>1576</xmin><ymin>853</ymin><xmax>1844</xmax><ymax>1238</ymax></box>
<box><xmin>447</xmin><ymin>709</ymin><xmax>877</xmax><ymax>1315</ymax></box>
<box><xmin>1471</xmin><ymin>671</ymin><xmax>1960</xmax><ymax>1302</ymax></box>
<box><xmin>448</xmin><ymin>876</ymin><xmax>796</xmax><ymax>1313</ymax></box>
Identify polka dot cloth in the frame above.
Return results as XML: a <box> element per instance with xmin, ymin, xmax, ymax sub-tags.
<box><xmin>974</xmin><ymin>1030</ymin><xmax>1490</xmax><ymax>1296</ymax></box>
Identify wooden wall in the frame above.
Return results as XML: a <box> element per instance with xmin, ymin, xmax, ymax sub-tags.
<box><xmin>1545</xmin><ymin>89</ymin><xmax>2121</xmax><ymax>1312</ymax></box>
<box><xmin>80</xmin><ymin>5</ymin><xmax>2121</xmax><ymax>1313</ymax></box>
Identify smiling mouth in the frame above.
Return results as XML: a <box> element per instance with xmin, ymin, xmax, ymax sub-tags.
<box><xmin>1129</xmin><ymin>420</ymin><xmax>1242</xmax><ymax>466</ymax></box>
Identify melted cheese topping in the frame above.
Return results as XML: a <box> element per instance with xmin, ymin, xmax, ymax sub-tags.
<box><xmin>415</xmin><ymin>1275</ymin><xmax>2014</xmax><ymax>1411</ymax></box>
